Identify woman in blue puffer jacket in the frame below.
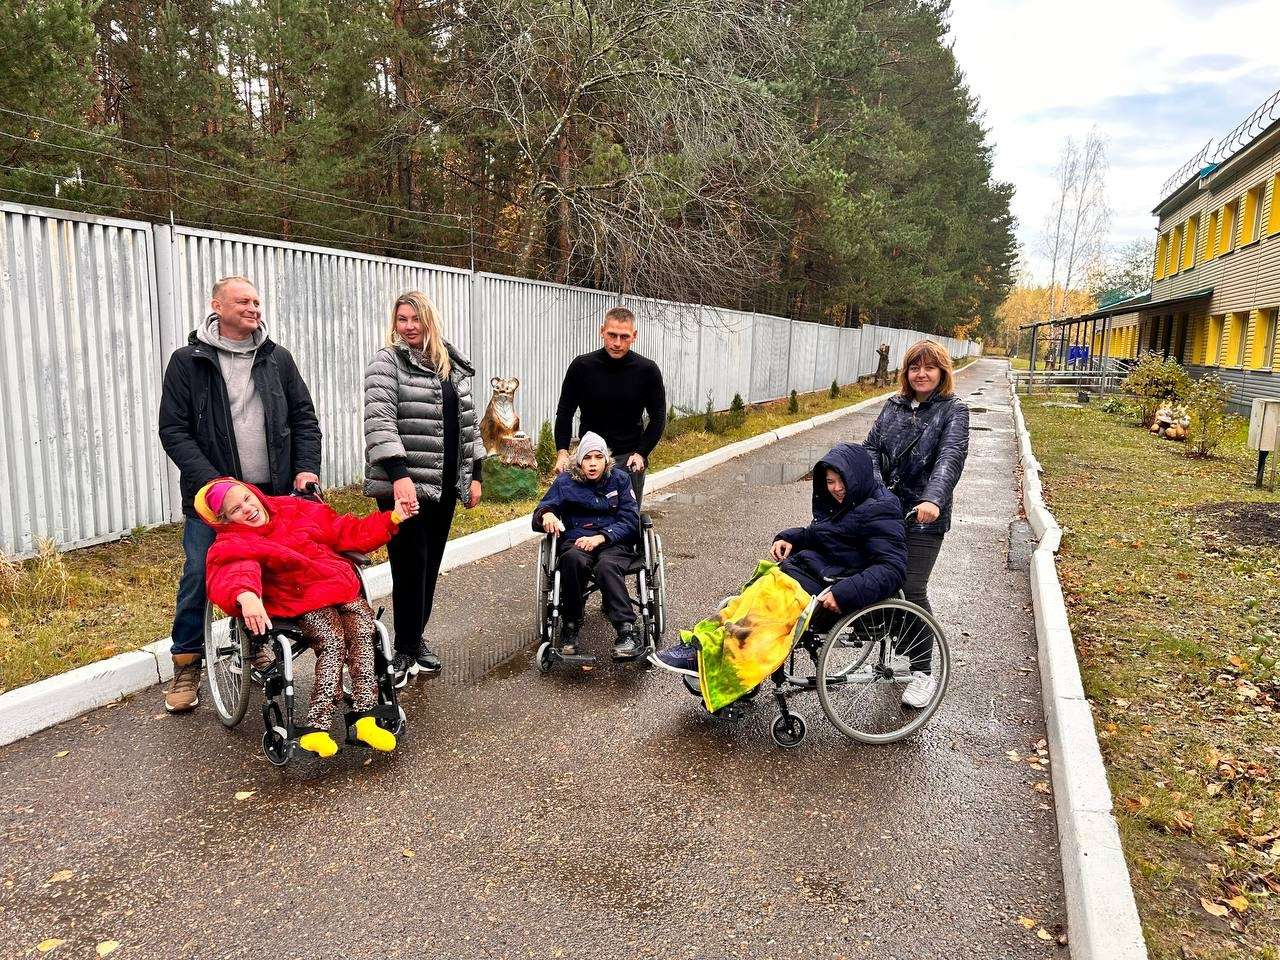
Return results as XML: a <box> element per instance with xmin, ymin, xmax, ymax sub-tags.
<box><xmin>862</xmin><ymin>340</ymin><xmax>970</xmax><ymax>619</ymax></box>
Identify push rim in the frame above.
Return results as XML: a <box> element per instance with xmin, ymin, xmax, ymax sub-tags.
<box><xmin>816</xmin><ymin>599</ymin><xmax>949</xmax><ymax>744</ymax></box>
<box><xmin>204</xmin><ymin>601</ymin><xmax>251</xmax><ymax>727</ymax></box>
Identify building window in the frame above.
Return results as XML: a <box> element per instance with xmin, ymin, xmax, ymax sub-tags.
<box><xmin>1224</xmin><ymin>312</ymin><xmax>1249</xmax><ymax>367</ymax></box>
<box><xmin>1181</xmin><ymin>215</ymin><xmax>1199</xmax><ymax>270</ymax></box>
<box><xmin>1204</xmin><ymin>209</ymin><xmax>1220</xmax><ymax>261</ymax></box>
<box><xmin>1253</xmin><ymin>308</ymin><xmax>1278</xmax><ymax>369</ymax></box>
<box><xmin>1269</xmin><ymin>174</ymin><xmax>1280</xmax><ymax>236</ymax></box>
<box><xmin>1206</xmin><ymin>314</ymin><xmax>1224</xmax><ymax>365</ymax></box>
<box><xmin>1154</xmin><ymin>233</ymin><xmax>1168</xmax><ymax>280</ymax></box>
<box><xmin>1168</xmin><ymin>224</ymin><xmax>1184</xmax><ymax>275</ymax></box>
<box><xmin>1220</xmin><ymin>199</ymin><xmax>1239</xmax><ymax>254</ymax></box>
<box><xmin>1242</xmin><ymin>183</ymin><xmax>1266</xmax><ymax>245</ymax></box>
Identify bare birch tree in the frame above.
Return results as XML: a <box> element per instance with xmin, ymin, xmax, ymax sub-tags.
<box><xmin>1040</xmin><ymin>128</ymin><xmax>1111</xmax><ymax>319</ymax></box>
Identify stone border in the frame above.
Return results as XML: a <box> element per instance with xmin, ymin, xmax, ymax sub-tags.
<box><xmin>0</xmin><ymin>390</ymin><xmax>890</xmax><ymax>748</ymax></box>
<box><xmin>1008</xmin><ymin>372</ymin><xmax>1148</xmax><ymax>960</ymax></box>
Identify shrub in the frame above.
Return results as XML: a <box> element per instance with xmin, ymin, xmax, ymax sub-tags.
<box><xmin>664</xmin><ymin>403</ymin><xmax>702</xmax><ymax>440</ymax></box>
<box><xmin>535</xmin><ymin>420</ymin><xmax>556</xmax><ymax>475</ymax></box>
<box><xmin>726</xmin><ymin>393</ymin><xmax>747</xmax><ymax>429</ymax></box>
<box><xmin>702</xmin><ymin>393</ymin><xmax>718</xmax><ymax>433</ymax></box>
<box><xmin>830</xmin><ymin>380</ymin><xmax>840</xmax><ymax>398</ymax></box>
<box><xmin>1184</xmin><ymin>374</ymin><xmax>1233</xmax><ymax>458</ymax></box>
<box><xmin>1122</xmin><ymin>353</ymin><xmax>1193</xmax><ymax>427</ymax></box>
<box><xmin>788</xmin><ymin>389</ymin><xmax>799</xmax><ymax>414</ymax></box>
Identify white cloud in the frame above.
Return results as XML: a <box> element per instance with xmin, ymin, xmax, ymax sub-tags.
<box><xmin>947</xmin><ymin>0</ymin><xmax>1280</xmax><ymax>281</ymax></box>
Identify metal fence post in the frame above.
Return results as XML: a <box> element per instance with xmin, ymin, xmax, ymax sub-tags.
<box><xmin>152</xmin><ymin>223</ymin><xmax>185</xmax><ymax>522</ymax></box>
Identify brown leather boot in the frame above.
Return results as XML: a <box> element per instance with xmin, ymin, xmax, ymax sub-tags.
<box><xmin>165</xmin><ymin>654</ymin><xmax>202</xmax><ymax>713</ymax></box>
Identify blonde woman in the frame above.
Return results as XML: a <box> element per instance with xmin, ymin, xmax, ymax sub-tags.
<box><xmin>364</xmin><ymin>291</ymin><xmax>484</xmax><ymax>684</ymax></box>
<box><xmin>862</xmin><ymin>340</ymin><xmax>969</xmax><ymax>707</ymax></box>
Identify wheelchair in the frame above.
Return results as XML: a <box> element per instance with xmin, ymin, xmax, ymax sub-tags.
<box><xmin>534</xmin><ymin>513</ymin><xmax>667</xmax><ymax>672</ymax></box>
<box><xmin>201</xmin><ymin>495</ymin><xmax>405</xmax><ymax>767</ymax></box>
<box><xmin>651</xmin><ymin>584</ymin><xmax>949</xmax><ymax>750</ymax></box>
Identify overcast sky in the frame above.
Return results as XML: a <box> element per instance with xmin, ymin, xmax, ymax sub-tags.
<box><xmin>947</xmin><ymin>0</ymin><xmax>1280</xmax><ymax>283</ymax></box>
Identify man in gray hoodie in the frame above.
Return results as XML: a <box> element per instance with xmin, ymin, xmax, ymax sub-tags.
<box><xmin>158</xmin><ymin>276</ymin><xmax>322</xmax><ymax>714</ymax></box>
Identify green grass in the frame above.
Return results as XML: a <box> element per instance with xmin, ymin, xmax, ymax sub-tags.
<box><xmin>0</xmin><ymin>377</ymin><xmax>894</xmax><ymax>692</ymax></box>
<box><xmin>1022</xmin><ymin>396</ymin><xmax>1280</xmax><ymax>959</ymax></box>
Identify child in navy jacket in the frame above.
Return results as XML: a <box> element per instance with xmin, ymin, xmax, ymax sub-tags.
<box><xmin>533</xmin><ymin>432</ymin><xmax>642</xmax><ymax>659</ymax></box>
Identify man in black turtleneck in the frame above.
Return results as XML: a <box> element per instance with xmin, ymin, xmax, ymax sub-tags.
<box><xmin>553</xmin><ymin>307</ymin><xmax>666</xmax><ymax>504</ymax></box>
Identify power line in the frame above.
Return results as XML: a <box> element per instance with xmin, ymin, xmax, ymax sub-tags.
<box><xmin>0</xmin><ymin>105</ymin><xmax>474</xmax><ymax>228</ymax></box>
<box><xmin>0</xmin><ymin>125</ymin><xmax>506</xmax><ymax>239</ymax></box>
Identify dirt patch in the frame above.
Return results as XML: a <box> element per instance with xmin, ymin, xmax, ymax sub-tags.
<box><xmin>1188</xmin><ymin>501</ymin><xmax>1280</xmax><ymax>546</ymax></box>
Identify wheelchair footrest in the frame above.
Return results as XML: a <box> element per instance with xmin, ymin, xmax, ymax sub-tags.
<box><xmin>554</xmin><ymin>651</ymin><xmax>597</xmax><ymax>666</ymax></box>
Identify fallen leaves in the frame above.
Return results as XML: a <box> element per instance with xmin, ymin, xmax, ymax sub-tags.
<box><xmin>53</xmin><ymin>751</ymin><xmax>69</xmax><ymax>759</ymax></box>
<box><xmin>402</xmin><ymin>848</ymin><xmax>415</xmax><ymax>858</ymax></box>
<box><xmin>97</xmin><ymin>941</ymin><xmax>121</xmax><ymax>957</ymax></box>
<box><xmin>36</xmin><ymin>940</ymin><xmax>64</xmax><ymax>953</ymax></box>
<box><xmin>1015</xmin><ymin>916</ymin><xmax>1037</xmax><ymax>929</ymax></box>
<box><xmin>233</xmin><ymin>790</ymin><xmax>255</xmax><ymax>802</ymax></box>
<box><xmin>45</xmin><ymin>870</ymin><xmax>73</xmax><ymax>885</ymax></box>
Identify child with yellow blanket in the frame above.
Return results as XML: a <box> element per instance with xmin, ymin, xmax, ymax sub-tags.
<box><xmin>658</xmin><ymin>443</ymin><xmax>906</xmax><ymax>711</ymax></box>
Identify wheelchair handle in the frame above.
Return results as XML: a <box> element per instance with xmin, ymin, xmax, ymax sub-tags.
<box><xmin>295</xmin><ymin>481</ymin><xmax>324</xmax><ymax>502</ymax></box>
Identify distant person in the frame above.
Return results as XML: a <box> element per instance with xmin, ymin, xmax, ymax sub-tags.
<box><xmin>862</xmin><ymin>340</ymin><xmax>969</xmax><ymax>707</ymax></box>
<box><xmin>157</xmin><ymin>276</ymin><xmax>322</xmax><ymax>714</ymax></box>
<box><xmin>363</xmin><ymin>291</ymin><xmax>484</xmax><ymax>686</ymax></box>
<box><xmin>554</xmin><ymin>306</ymin><xmax>666</xmax><ymax>504</ymax></box>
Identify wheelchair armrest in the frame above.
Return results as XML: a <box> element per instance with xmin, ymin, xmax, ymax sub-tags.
<box><xmin>341</xmin><ymin>550</ymin><xmax>371</xmax><ymax>567</ymax></box>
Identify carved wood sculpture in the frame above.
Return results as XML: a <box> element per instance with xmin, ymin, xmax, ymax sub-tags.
<box><xmin>480</xmin><ymin>377</ymin><xmax>521</xmax><ymax>455</ymax></box>
<box><xmin>874</xmin><ymin>343</ymin><xmax>891</xmax><ymax>386</ymax></box>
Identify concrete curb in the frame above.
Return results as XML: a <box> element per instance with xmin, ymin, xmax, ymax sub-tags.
<box><xmin>0</xmin><ymin>387</ymin><xmax>892</xmax><ymax>748</ymax></box>
<box><xmin>1009</xmin><ymin>376</ymin><xmax>1148</xmax><ymax>960</ymax></box>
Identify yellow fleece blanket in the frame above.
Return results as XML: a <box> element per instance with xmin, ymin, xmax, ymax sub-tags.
<box><xmin>679</xmin><ymin>561</ymin><xmax>813</xmax><ymax>712</ymax></box>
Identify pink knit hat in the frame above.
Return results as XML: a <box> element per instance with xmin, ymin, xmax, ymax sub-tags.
<box><xmin>203</xmin><ymin>479</ymin><xmax>240</xmax><ymax>517</ymax></box>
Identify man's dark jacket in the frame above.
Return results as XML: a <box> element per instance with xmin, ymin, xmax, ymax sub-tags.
<box><xmin>775</xmin><ymin>443</ymin><xmax>907</xmax><ymax>614</ymax></box>
<box><xmin>158</xmin><ymin>330</ymin><xmax>322</xmax><ymax>516</ymax></box>
<box><xmin>863</xmin><ymin>392</ymin><xmax>969</xmax><ymax>536</ymax></box>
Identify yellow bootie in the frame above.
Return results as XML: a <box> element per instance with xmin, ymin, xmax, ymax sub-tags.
<box><xmin>298</xmin><ymin>730</ymin><xmax>338</xmax><ymax>757</ymax></box>
<box><xmin>354</xmin><ymin>716</ymin><xmax>397</xmax><ymax>752</ymax></box>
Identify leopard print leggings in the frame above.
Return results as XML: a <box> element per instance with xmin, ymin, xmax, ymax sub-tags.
<box><xmin>297</xmin><ymin>599</ymin><xmax>378</xmax><ymax>729</ymax></box>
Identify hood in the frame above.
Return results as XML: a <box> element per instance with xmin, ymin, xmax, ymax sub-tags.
<box><xmin>196</xmin><ymin>313</ymin><xmax>268</xmax><ymax>353</ymax></box>
<box><xmin>812</xmin><ymin>443</ymin><xmax>877</xmax><ymax>519</ymax></box>
<box><xmin>194</xmin><ymin>477</ymin><xmax>272</xmax><ymax>528</ymax></box>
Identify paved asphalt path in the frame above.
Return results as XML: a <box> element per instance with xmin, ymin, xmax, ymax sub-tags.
<box><xmin>0</xmin><ymin>358</ymin><xmax>1065</xmax><ymax>959</ymax></box>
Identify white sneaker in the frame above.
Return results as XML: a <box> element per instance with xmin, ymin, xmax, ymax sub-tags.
<box><xmin>901</xmin><ymin>671</ymin><xmax>937</xmax><ymax>709</ymax></box>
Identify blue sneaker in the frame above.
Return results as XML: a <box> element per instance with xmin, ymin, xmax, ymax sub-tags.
<box><xmin>657</xmin><ymin>643</ymin><xmax>698</xmax><ymax>672</ymax></box>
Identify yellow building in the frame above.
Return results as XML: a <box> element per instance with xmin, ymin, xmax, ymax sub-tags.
<box><xmin>1056</xmin><ymin>89</ymin><xmax>1280</xmax><ymax>411</ymax></box>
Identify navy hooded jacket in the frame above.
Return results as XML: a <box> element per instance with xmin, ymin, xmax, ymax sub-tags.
<box><xmin>774</xmin><ymin>443</ymin><xmax>907</xmax><ymax>614</ymax></box>
<box><xmin>863</xmin><ymin>392</ymin><xmax>969</xmax><ymax>536</ymax></box>
<box><xmin>532</xmin><ymin>465</ymin><xmax>640</xmax><ymax>546</ymax></box>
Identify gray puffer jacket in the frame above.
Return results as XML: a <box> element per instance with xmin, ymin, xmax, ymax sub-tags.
<box><xmin>362</xmin><ymin>341</ymin><xmax>484</xmax><ymax>504</ymax></box>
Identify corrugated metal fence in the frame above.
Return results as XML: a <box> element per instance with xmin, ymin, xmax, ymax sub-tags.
<box><xmin>1</xmin><ymin>201</ymin><xmax>980</xmax><ymax>556</ymax></box>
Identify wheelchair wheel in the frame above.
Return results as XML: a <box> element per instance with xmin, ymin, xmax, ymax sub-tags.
<box><xmin>203</xmin><ymin>601</ymin><xmax>251</xmax><ymax>728</ymax></box>
<box><xmin>535</xmin><ymin>539</ymin><xmax>550</xmax><ymax>640</ymax></box>
<box><xmin>536</xmin><ymin>641</ymin><xmax>554</xmax><ymax>674</ymax></box>
<box><xmin>261</xmin><ymin>701</ymin><xmax>291</xmax><ymax>767</ymax></box>
<box><xmin>771</xmin><ymin>713</ymin><xmax>806</xmax><ymax>749</ymax></box>
<box><xmin>649</xmin><ymin>531</ymin><xmax>667</xmax><ymax>642</ymax></box>
<box><xmin>816</xmin><ymin>600</ymin><xmax>949</xmax><ymax>744</ymax></box>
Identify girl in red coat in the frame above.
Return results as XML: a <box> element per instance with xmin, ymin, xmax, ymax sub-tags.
<box><xmin>197</xmin><ymin>477</ymin><xmax>415</xmax><ymax>757</ymax></box>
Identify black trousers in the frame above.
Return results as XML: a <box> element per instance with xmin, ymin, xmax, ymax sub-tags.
<box><xmin>613</xmin><ymin>454</ymin><xmax>645</xmax><ymax>506</ymax></box>
<box><xmin>904</xmin><ymin>531</ymin><xmax>944</xmax><ymax>615</ymax></box>
<box><xmin>558</xmin><ymin>542</ymin><xmax>636</xmax><ymax>625</ymax></box>
<box><xmin>378</xmin><ymin>493</ymin><xmax>457</xmax><ymax>656</ymax></box>
<box><xmin>902</xmin><ymin>532</ymin><xmax>944</xmax><ymax>672</ymax></box>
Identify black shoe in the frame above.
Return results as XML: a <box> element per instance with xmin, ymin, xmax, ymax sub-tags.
<box><xmin>612</xmin><ymin>622</ymin><xmax>642</xmax><ymax>660</ymax></box>
<box><xmin>390</xmin><ymin>652</ymin><xmax>416</xmax><ymax>688</ymax></box>
<box><xmin>559</xmin><ymin>621</ymin><xmax>580</xmax><ymax>657</ymax></box>
<box><xmin>415</xmin><ymin>646</ymin><xmax>443</xmax><ymax>676</ymax></box>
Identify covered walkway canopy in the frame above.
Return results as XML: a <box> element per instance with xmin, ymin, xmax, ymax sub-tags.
<box><xmin>1020</xmin><ymin>287</ymin><xmax>1213</xmax><ymax>371</ymax></box>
